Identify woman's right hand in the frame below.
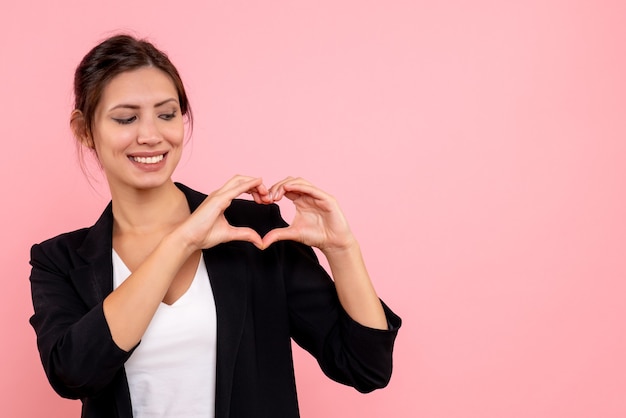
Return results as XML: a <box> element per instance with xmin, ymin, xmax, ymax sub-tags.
<box><xmin>177</xmin><ymin>175</ymin><xmax>269</xmax><ymax>250</ymax></box>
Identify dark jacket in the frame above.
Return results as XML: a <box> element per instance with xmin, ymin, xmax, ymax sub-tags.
<box><xmin>29</xmin><ymin>183</ymin><xmax>401</xmax><ymax>418</ymax></box>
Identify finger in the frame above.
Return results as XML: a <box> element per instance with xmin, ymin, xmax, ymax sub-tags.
<box><xmin>245</xmin><ymin>183</ymin><xmax>272</xmax><ymax>204</ymax></box>
<box><xmin>217</xmin><ymin>177</ymin><xmax>265</xmax><ymax>204</ymax></box>
<box><xmin>267</xmin><ymin>176</ymin><xmax>297</xmax><ymax>201</ymax></box>
<box><xmin>226</xmin><ymin>226</ymin><xmax>264</xmax><ymax>249</ymax></box>
<box><xmin>249</xmin><ymin>191</ymin><xmax>264</xmax><ymax>204</ymax></box>
<box><xmin>221</xmin><ymin>174</ymin><xmax>261</xmax><ymax>189</ymax></box>
<box><xmin>262</xmin><ymin>226</ymin><xmax>300</xmax><ymax>248</ymax></box>
<box><xmin>253</xmin><ymin>182</ymin><xmax>273</xmax><ymax>203</ymax></box>
<box><xmin>283</xmin><ymin>182</ymin><xmax>340</xmax><ymax>213</ymax></box>
<box><xmin>269</xmin><ymin>177</ymin><xmax>317</xmax><ymax>202</ymax></box>
<box><xmin>281</xmin><ymin>181</ymin><xmax>330</xmax><ymax>201</ymax></box>
<box><xmin>270</xmin><ymin>177</ymin><xmax>327</xmax><ymax>202</ymax></box>
<box><xmin>199</xmin><ymin>178</ymin><xmax>269</xmax><ymax>241</ymax></box>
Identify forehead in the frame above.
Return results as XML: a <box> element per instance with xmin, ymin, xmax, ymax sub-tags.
<box><xmin>99</xmin><ymin>67</ymin><xmax>178</xmax><ymax>108</ymax></box>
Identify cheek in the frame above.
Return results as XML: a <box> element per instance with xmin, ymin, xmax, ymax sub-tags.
<box><xmin>92</xmin><ymin>130</ymin><xmax>135</xmax><ymax>162</ymax></box>
<box><xmin>165</xmin><ymin>123</ymin><xmax>185</xmax><ymax>145</ymax></box>
<box><xmin>98</xmin><ymin>129</ymin><xmax>136</xmax><ymax>149</ymax></box>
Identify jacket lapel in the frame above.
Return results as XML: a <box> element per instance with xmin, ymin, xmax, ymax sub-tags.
<box><xmin>178</xmin><ymin>183</ymin><xmax>249</xmax><ymax>417</ymax></box>
<box><xmin>203</xmin><ymin>245</ymin><xmax>248</xmax><ymax>417</ymax></box>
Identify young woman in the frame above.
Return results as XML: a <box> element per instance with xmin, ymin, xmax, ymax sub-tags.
<box><xmin>29</xmin><ymin>34</ymin><xmax>401</xmax><ymax>418</ymax></box>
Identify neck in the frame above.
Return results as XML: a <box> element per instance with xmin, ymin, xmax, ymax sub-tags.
<box><xmin>110</xmin><ymin>181</ymin><xmax>189</xmax><ymax>235</ymax></box>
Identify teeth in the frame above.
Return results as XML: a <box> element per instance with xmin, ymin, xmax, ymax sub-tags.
<box><xmin>132</xmin><ymin>155</ymin><xmax>164</xmax><ymax>164</ymax></box>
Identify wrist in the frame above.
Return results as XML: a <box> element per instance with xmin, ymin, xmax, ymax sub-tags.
<box><xmin>321</xmin><ymin>236</ymin><xmax>360</xmax><ymax>260</ymax></box>
<box><xmin>163</xmin><ymin>226</ymin><xmax>198</xmax><ymax>258</ymax></box>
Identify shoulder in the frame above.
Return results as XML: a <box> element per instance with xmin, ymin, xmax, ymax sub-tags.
<box><xmin>30</xmin><ymin>228</ymin><xmax>91</xmax><ymax>272</ymax></box>
<box><xmin>30</xmin><ymin>202</ymin><xmax>113</xmax><ymax>271</ymax></box>
<box><xmin>34</xmin><ymin>227</ymin><xmax>91</xmax><ymax>249</ymax></box>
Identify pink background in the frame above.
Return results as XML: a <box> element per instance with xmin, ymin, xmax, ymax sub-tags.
<box><xmin>2</xmin><ymin>1</ymin><xmax>625</xmax><ymax>417</ymax></box>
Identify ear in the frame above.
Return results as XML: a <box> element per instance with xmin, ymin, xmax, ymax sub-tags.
<box><xmin>70</xmin><ymin>109</ymin><xmax>94</xmax><ymax>149</ymax></box>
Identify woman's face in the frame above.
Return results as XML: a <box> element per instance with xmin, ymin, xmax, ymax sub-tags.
<box><xmin>90</xmin><ymin>66</ymin><xmax>184</xmax><ymax>193</ymax></box>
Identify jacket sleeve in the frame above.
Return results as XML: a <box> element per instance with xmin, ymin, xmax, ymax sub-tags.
<box><xmin>268</xmin><ymin>205</ymin><xmax>402</xmax><ymax>393</ymax></box>
<box><xmin>29</xmin><ymin>241</ymin><xmax>135</xmax><ymax>400</ymax></box>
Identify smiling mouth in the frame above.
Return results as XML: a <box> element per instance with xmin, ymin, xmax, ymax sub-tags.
<box><xmin>130</xmin><ymin>154</ymin><xmax>165</xmax><ymax>164</ymax></box>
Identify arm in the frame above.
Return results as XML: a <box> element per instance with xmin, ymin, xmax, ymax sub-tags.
<box><xmin>323</xmin><ymin>242</ymin><xmax>387</xmax><ymax>330</ymax></box>
<box><xmin>263</xmin><ymin>177</ymin><xmax>387</xmax><ymax>329</ymax></box>
<box><xmin>275</xmin><ymin>230</ymin><xmax>401</xmax><ymax>393</ymax></box>
<box><xmin>104</xmin><ymin>176</ymin><xmax>267</xmax><ymax>351</ymax></box>
<box><xmin>262</xmin><ymin>178</ymin><xmax>401</xmax><ymax>391</ymax></box>
<box><xmin>29</xmin><ymin>176</ymin><xmax>268</xmax><ymax>397</ymax></box>
<box><xmin>30</xmin><ymin>241</ymin><xmax>133</xmax><ymax>399</ymax></box>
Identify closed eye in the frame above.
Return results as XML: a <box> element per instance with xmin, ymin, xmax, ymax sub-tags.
<box><xmin>159</xmin><ymin>111</ymin><xmax>177</xmax><ymax>121</ymax></box>
<box><xmin>113</xmin><ymin>116</ymin><xmax>136</xmax><ymax>125</ymax></box>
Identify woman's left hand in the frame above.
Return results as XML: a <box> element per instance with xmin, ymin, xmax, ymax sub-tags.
<box><xmin>263</xmin><ymin>177</ymin><xmax>388</xmax><ymax>330</ymax></box>
<box><xmin>262</xmin><ymin>177</ymin><xmax>356</xmax><ymax>252</ymax></box>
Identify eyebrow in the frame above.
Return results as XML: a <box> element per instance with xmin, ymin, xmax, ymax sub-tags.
<box><xmin>109</xmin><ymin>98</ymin><xmax>178</xmax><ymax>111</ymax></box>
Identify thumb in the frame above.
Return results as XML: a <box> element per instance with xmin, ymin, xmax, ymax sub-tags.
<box><xmin>262</xmin><ymin>226</ymin><xmax>298</xmax><ymax>248</ymax></box>
<box><xmin>227</xmin><ymin>226</ymin><xmax>264</xmax><ymax>249</ymax></box>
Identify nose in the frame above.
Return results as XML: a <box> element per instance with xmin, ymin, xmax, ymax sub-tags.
<box><xmin>137</xmin><ymin>116</ymin><xmax>162</xmax><ymax>145</ymax></box>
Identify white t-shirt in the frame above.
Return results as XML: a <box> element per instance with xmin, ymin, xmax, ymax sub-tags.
<box><xmin>112</xmin><ymin>250</ymin><xmax>217</xmax><ymax>417</ymax></box>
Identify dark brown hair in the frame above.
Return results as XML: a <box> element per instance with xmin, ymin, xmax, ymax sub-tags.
<box><xmin>73</xmin><ymin>34</ymin><xmax>193</xmax><ymax>139</ymax></box>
